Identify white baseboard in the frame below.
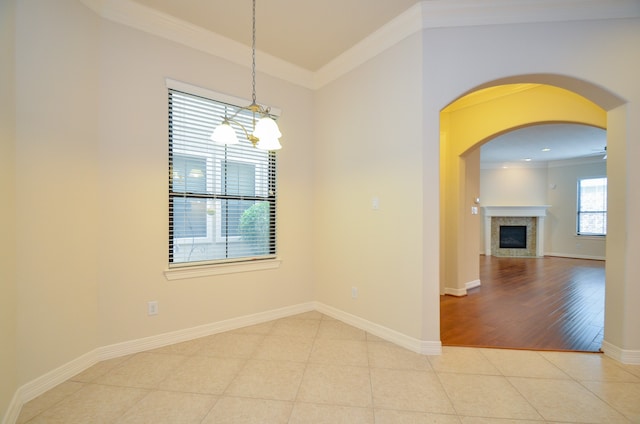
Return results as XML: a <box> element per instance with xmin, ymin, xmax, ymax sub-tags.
<box><xmin>544</xmin><ymin>252</ymin><xmax>606</xmax><ymax>261</ymax></box>
<box><xmin>465</xmin><ymin>279</ymin><xmax>481</xmax><ymax>290</ymax></box>
<box><xmin>314</xmin><ymin>302</ymin><xmax>442</xmax><ymax>355</ymax></box>
<box><xmin>97</xmin><ymin>302</ymin><xmax>315</xmax><ymax>361</ymax></box>
<box><xmin>601</xmin><ymin>341</ymin><xmax>640</xmax><ymax>365</ymax></box>
<box><xmin>444</xmin><ymin>287</ymin><xmax>467</xmax><ymax>297</ymax></box>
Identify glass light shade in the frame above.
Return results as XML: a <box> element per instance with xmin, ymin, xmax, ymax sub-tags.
<box><xmin>253</xmin><ymin>116</ymin><xmax>282</xmax><ymax>139</ymax></box>
<box><xmin>211</xmin><ymin>122</ymin><xmax>239</xmax><ymax>145</ymax></box>
<box><xmin>256</xmin><ymin>135</ymin><xmax>282</xmax><ymax>151</ymax></box>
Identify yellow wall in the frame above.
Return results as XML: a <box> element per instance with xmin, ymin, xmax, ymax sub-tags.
<box><xmin>0</xmin><ymin>0</ymin><xmax>17</xmax><ymax>416</ymax></box>
<box><xmin>440</xmin><ymin>84</ymin><xmax>607</xmax><ymax>294</ymax></box>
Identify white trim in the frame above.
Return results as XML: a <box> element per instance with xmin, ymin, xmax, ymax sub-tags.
<box><xmin>466</xmin><ymin>279</ymin><xmax>482</xmax><ymax>290</ymax></box>
<box><xmin>80</xmin><ymin>0</ymin><xmax>314</xmax><ymax>89</ymax></box>
<box><xmin>313</xmin><ymin>3</ymin><xmax>423</xmax><ymax>89</ymax></box>
<box><xmin>545</xmin><ymin>252</ymin><xmax>606</xmax><ymax>261</ymax></box>
<box><xmin>165</xmin><ymin>78</ymin><xmax>282</xmax><ymax>116</ymax></box>
<box><xmin>81</xmin><ymin>0</ymin><xmax>640</xmax><ymax>90</ymax></box>
<box><xmin>164</xmin><ymin>258</ymin><xmax>281</xmax><ymax>280</ymax></box>
<box><xmin>444</xmin><ymin>287</ymin><xmax>467</xmax><ymax>297</ymax></box>
<box><xmin>601</xmin><ymin>341</ymin><xmax>640</xmax><ymax>365</ymax></box>
<box><xmin>314</xmin><ymin>302</ymin><xmax>442</xmax><ymax>355</ymax></box>
<box><xmin>97</xmin><ymin>302</ymin><xmax>314</xmax><ymax>360</ymax></box>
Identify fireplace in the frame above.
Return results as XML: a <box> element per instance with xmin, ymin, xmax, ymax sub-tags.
<box><xmin>499</xmin><ymin>225</ymin><xmax>527</xmax><ymax>249</ymax></box>
<box><xmin>482</xmin><ymin>206</ymin><xmax>550</xmax><ymax>257</ymax></box>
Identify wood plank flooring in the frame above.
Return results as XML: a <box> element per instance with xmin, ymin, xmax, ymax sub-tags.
<box><xmin>440</xmin><ymin>255</ymin><xmax>605</xmax><ymax>352</ymax></box>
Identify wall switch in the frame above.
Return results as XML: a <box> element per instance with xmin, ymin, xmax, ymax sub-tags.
<box><xmin>471</xmin><ymin>206</ymin><xmax>478</xmax><ymax>215</ymax></box>
<box><xmin>147</xmin><ymin>301</ymin><xmax>158</xmax><ymax>316</ymax></box>
<box><xmin>351</xmin><ymin>287</ymin><xmax>358</xmax><ymax>299</ymax></box>
<box><xmin>371</xmin><ymin>197</ymin><xmax>380</xmax><ymax>210</ymax></box>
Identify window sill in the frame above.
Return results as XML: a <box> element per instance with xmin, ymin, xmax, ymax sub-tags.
<box><xmin>575</xmin><ymin>234</ymin><xmax>606</xmax><ymax>240</ymax></box>
<box><xmin>164</xmin><ymin>258</ymin><xmax>281</xmax><ymax>281</ymax></box>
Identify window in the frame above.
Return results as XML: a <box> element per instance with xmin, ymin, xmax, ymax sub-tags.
<box><xmin>168</xmin><ymin>87</ymin><xmax>277</xmax><ymax>267</ymax></box>
<box><xmin>577</xmin><ymin>177</ymin><xmax>607</xmax><ymax>236</ymax></box>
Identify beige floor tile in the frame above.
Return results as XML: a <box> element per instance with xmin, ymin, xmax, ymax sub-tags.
<box><xmin>539</xmin><ymin>351</ymin><xmax>640</xmax><ymax>382</ymax></box>
<box><xmin>375</xmin><ymin>409</ymin><xmax>461</xmax><ymax>423</ymax></box>
<box><xmin>196</xmin><ymin>332</ymin><xmax>264</xmax><ymax>358</ymax></box>
<box><xmin>225</xmin><ymin>359</ymin><xmax>305</xmax><ymax>401</ymax></box>
<box><xmin>117</xmin><ymin>390</ymin><xmax>216</xmax><ymax>423</ymax></box>
<box><xmin>291</xmin><ymin>310</ymin><xmax>325</xmax><ymax>320</ymax></box>
<box><xmin>252</xmin><ymin>335</ymin><xmax>314</xmax><ymax>362</ymax></box>
<box><xmin>428</xmin><ymin>347</ymin><xmax>501</xmax><ymax>375</ymax></box>
<box><xmin>479</xmin><ymin>348</ymin><xmax>570</xmax><ymax>379</ymax></box>
<box><xmin>158</xmin><ymin>356</ymin><xmax>245</xmax><ymax>394</ymax></box>
<box><xmin>316</xmin><ymin>320</ymin><xmax>367</xmax><ymax>340</ymax></box>
<box><xmin>95</xmin><ymin>352</ymin><xmax>186</xmax><ymax>389</ymax></box>
<box><xmin>17</xmin><ymin>381</ymin><xmax>84</xmax><ymax>424</ymax></box>
<box><xmin>621</xmin><ymin>363</ymin><xmax>640</xmax><ymax>379</ymax></box>
<box><xmin>368</xmin><ymin>341</ymin><xmax>432</xmax><ymax>371</ymax></box>
<box><xmin>370</xmin><ymin>368</ymin><xmax>455</xmax><ymax>414</ymax></box>
<box><xmin>460</xmin><ymin>418</ymin><xmax>543</xmax><ymax>424</ymax></box>
<box><xmin>148</xmin><ymin>337</ymin><xmax>210</xmax><ymax>356</ymax></box>
<box><xmin>581</xmin><ymin>380</ymin><xmax>640</xmax><ymax>422</ymax></box>
<box><xmin>308</xmin><ymin>338</ymin><xmax>369</xmax><ymax>366</ymax></box>
<box><xmin>201</xmin><ymin>396</ymin><xmax>293</xmax><ymax>424</ymax></box>
<box><xmin>70</xmin><ymin>355</ymin><xmax>133</xmax><ymax>383</ymax></box>
<box><xmin>297</xmin><ymin>364</ymin><xmax>372</xmax><ymax>407</ymax></box>
<box><xmin>227</xmin><ymin>320</ymin><xmax>275</xmax><ymax>335</ymax></box>
<box><xmin>365</xmin><ymin>332</ymin><xmax>386</xmax><ymax>342</ymax></box>
<box><xmin>508</xmin><ymin>376</ymin><xmax>629</xmax><ymax>423</ymax></box>
<box><xmin>289</xmin><ymin>402</ymin><xmax>374</xmax><ymax>424</ymax></box>
<box><xmin>439</xmin><ymin>374</ymin><xmax>542</xmax><ymax>420</ymax></box>
<box><xmin>27</xmin><ymin>384</ymin><xmax>148</xmax><ymax>424</ymax></box>
<box><xmin>270</xmin><ymin>318</ymin><xmax>320</xmax><ymax>338</ymax></box>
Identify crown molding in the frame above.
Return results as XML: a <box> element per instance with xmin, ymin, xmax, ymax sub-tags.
<box><xmin>420</xmin><ymin>0</ymin><xmax>640</xmax><ymax>29</ymax></box>
<box><xmin>79</xmin><ymin>0</ymin><xmax>315</xmax><ymax>89</ymax></box>
<box><xmin>80</xmin><ymin>0</ymin><xmax>640</xmax><ymax>90</ymax></box>
<box><xmin>313</xmin><ymin>2</ymin><xmax>424</xmax><ymax>89</ymax></box>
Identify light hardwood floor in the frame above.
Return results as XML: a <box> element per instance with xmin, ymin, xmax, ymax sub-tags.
<box><xmin>440</xmin><ymin>255</ymin><xmax>605</xmax><ymax>352</ymax></box>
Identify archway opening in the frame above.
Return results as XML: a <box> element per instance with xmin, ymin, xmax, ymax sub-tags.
<box><xmin>439</xmin><ymin>80</ymin><xmax>612</xmax><ymax>351</ymax></box>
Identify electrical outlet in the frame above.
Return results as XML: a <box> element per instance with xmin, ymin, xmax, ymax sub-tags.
<box><xmin>147</xmin><ymin>301</ymin><xmax>158</xmax><ymax>316</ymax></box>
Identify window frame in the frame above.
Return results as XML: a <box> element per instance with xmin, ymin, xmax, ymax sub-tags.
<box><xmin>165</xmin><ymin>79</ymin><xmax>280</xmax><ymax>275</ymax></box>
<box><xmin>576</xmin><ymin>176</ymin><xmax>607</xmax><ymax>237</ymax></box>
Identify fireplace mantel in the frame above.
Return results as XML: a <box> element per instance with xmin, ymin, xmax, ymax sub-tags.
<box><xmin>482</xmin><ymin>206</ymin><xmax>550</xmax><ymax>257</ymax></box>
<box><xmin>483</xmin><ymin>205</ymin><xmax>550</xmax><ymax>218</ymax></box>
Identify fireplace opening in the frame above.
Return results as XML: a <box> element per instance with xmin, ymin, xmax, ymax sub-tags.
<box><xmin>499</xmin><ymin>225</ymin><xmax>527</xmax><ymax>249</ymax></box>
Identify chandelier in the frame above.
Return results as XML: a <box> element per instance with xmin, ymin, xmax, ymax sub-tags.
<box><xmin>211</xmin><ymin>0</ymin><xmax>282</xmax><ymax>150</ymax></box>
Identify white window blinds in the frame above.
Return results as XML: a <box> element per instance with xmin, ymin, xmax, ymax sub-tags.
<box><xmin>168</xmin><ymin>88</ymin><xmax>277</xmax><ymax>266</ymax></box>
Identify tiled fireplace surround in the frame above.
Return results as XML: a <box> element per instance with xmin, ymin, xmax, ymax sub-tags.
<box><xmin>482</xmin><ymin>206</ymin><xmax>550</xmax><ymax>257</ymax></box>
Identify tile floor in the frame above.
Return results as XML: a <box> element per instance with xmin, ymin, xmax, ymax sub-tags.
<box><xmin>16</xmin><ymin>312</ymin><xmax>640</xmax><ymax>423</ymax></box>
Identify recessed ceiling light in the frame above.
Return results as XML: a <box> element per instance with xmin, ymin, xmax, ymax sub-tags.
<box><xmin>541</xmin><ymin>148</ymin><xmax>551</xmax><ymax>152</ymax></box>
<box><xmin>523</xmin><ymin>158</ymin><xmax>532</xmax><ymax>162</ymax></box>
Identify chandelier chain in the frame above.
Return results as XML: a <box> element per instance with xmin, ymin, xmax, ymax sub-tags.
<box><xmin>251</xmin><ymin>0</ymin><xmax>257</xmax><ymax>105</ymax></box>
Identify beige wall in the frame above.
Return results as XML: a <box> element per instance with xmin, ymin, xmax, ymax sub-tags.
<box><xmin>95</xmin><ymin>18</ymin><xmax>315</xmax><ymax>347</ymax></box>
<box><xmin>314</xmin><ymin>33</ymin><xmax>426</xmax><ymax>339</ymax></box>
<box><xmin>14</xmin><ymin>0</ymin><xmax>101</xmax><ymax>387</ymax></box>
<box><xmin>8</xmin><ymin>0</ymin><xmax>315</xmax><ymax>403</ymax></box>
<box><xmin>0</xmin><ymin>0</ymin><xmax>18</xmax><ymax>417</ymax></box>
<box><xmin>479</xmin><ymin>159</ymin><xmax>607</xmax><ymax>259</ymax></box>
<box><xmin>3</xmin><ymin>2</ymin><xmax>640</xmax><ymax>421</ymax></box>
<box><xmin>546</xmin><ymin>160</ymin><xmax>607</xmax><ymax>258</ymax></box>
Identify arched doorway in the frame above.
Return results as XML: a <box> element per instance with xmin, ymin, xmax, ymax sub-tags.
<box><xmin>438</xmin><ymin>77</ymin><xmax>623</xmax><ymax>351</ymax></box>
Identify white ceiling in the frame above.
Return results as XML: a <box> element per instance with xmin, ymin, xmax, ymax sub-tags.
<box><xmin>131</xmin><ymin>0</ymin><xmax>419</xmax><ymax>72</ymax></box>
<box><xmin>481</xmin><ymin>124</ymin><xmax>607</xmax><ymax>166</ymax></box>
<box><xmin>128</xmin><ymin>0</ymin><xmax>608</xmax><ymax>165</ymax></box>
